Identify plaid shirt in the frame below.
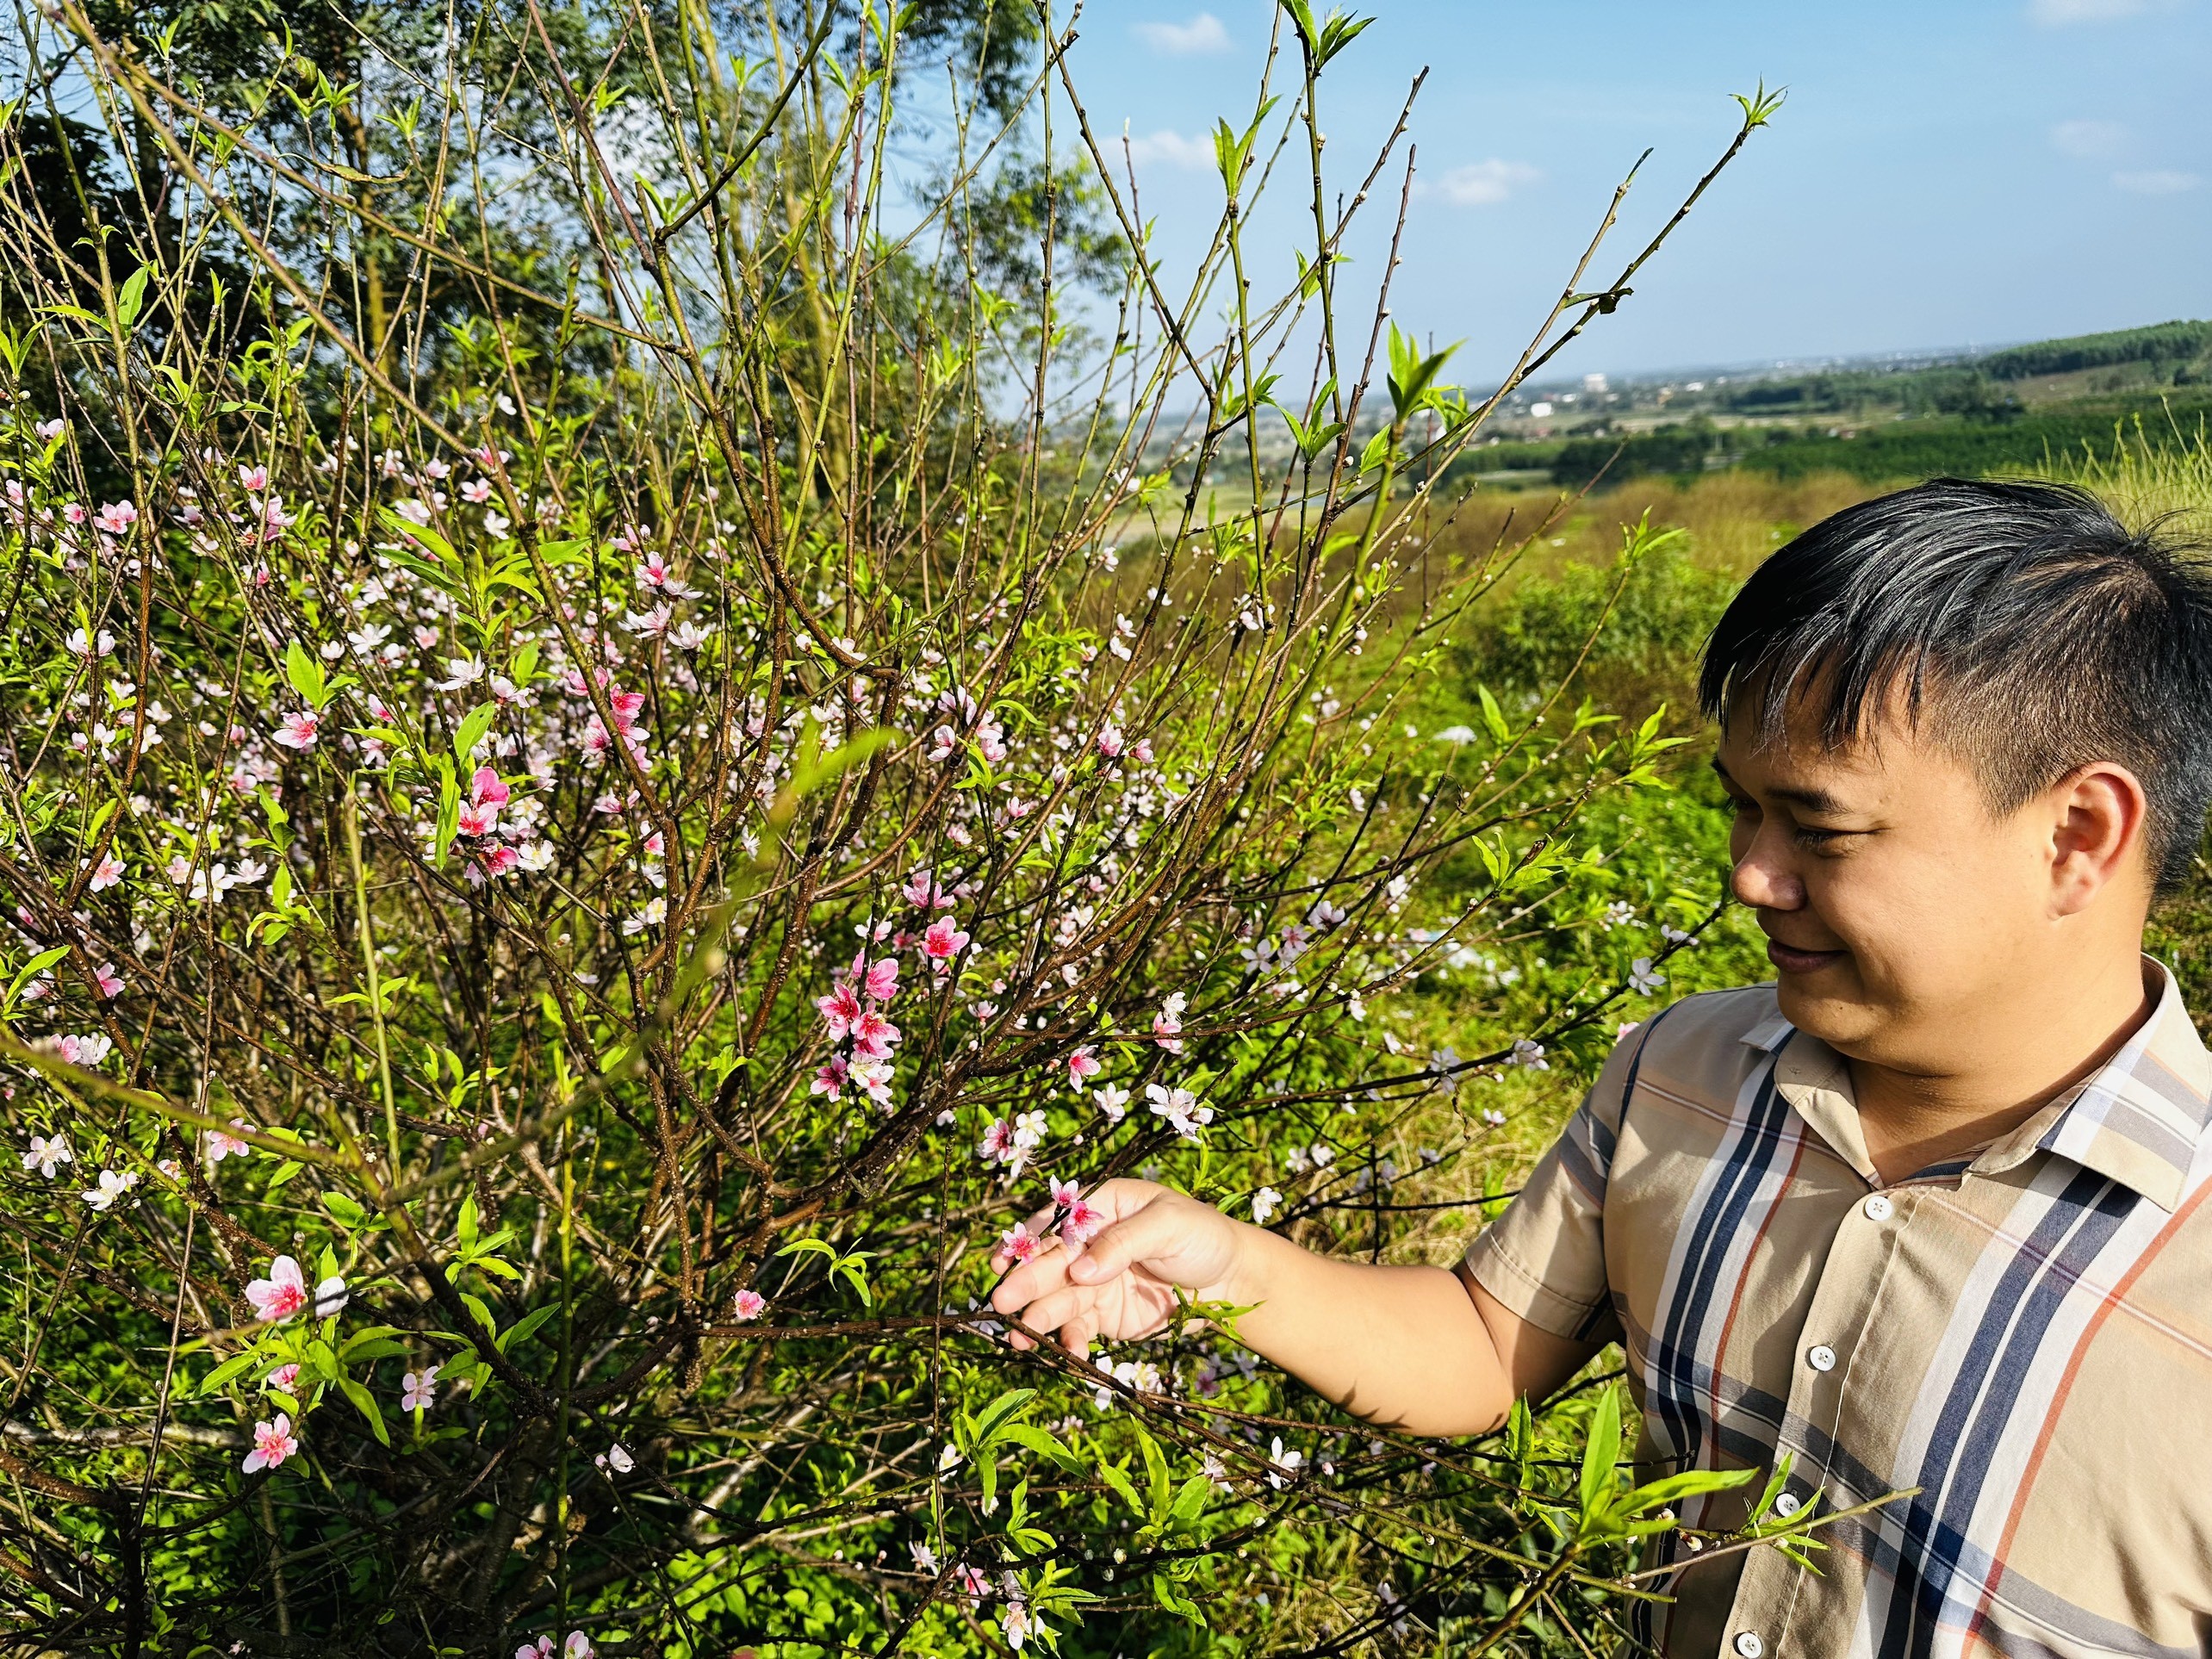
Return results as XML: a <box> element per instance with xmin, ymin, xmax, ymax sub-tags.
<box><xmin>1464</xmin><ymin>960</ymin><xmax>2212</xmax><ymax>1658</ymax></box>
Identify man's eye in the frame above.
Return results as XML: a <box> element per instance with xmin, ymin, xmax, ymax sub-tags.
<box><xmin>1793</xmin><ymin>825</ymin><xmax>1845</xmax><ymax>847</ymax></box>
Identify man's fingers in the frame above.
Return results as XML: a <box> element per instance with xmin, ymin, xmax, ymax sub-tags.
<box><xmin>1066</xmin><ymin>1200</ymin><xmax>1177</xmax><ymax>1286</ymax></box>
<box><xmin>1008</xmin><ymin>1283</ymin><xmax>1090</xmax><ymax>1345</ymax></box>
<box><xmin>990</xmin><ymin>1244</ymin><xmax>1070</xmax><ymax>1314</ymax></box>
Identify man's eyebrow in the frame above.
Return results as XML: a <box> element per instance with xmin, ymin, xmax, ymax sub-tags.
<box><xmin>1707</xmin><ymin>757</ymin><xmax>1848</xmax><ymax>814</ymax></box>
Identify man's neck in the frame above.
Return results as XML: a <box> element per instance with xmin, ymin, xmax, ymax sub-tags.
<box><xmin>1848</xmin><ymin>954</ymin><xmax>2159</xmax><ymax>1186</ymax></box>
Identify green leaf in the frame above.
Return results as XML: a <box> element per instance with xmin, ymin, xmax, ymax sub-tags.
<box><xmin>1617</xmin><ymin>1463</ymin><xmax>1758</xmax><ymax>1516</ymax></box>
<box><xmin>452</xmin><ymin>703</ymin><xmax>496</xmax><ymax>767</ymax></box>
<box><xmin>321</xmin><ymin>1192</ymin><xmax>367</xmax><ymax>1229</ymax></box>
<box><xmin>458</xmin><ymin>1291</ymin><xmax>497</xmax><ymax>1339</ymax></box>
<box><xmin>264</xmin><ymin>1159</ymin><xmax>305</xmax><ymax>1194</ymax></box>
<box><xmin>1579</xmin><ymin>1386</ymin><xmax>1623</xmax><ymax>1519</ymax></box>
<box><xmin>433</xmin><ymin>762</ymin><xmax>459</xmax><ymax>870</ymax></box>
<box><xmin>1169</xmin><ymin>1471</ymin><xmax>1211</xmax><ymax>1526</ymax></box>
<box><xmin>495</xmin><ymin>1302</ymin><xmax>559</xmax><ymax>1355</ymax></box>
<box><xmin>1749</xmin><ymin>1451</ymin><xmax>1795</xmax><ymax>1523</ymax></box>
<box><xmin>1476</xmin><ymin>683</ymin><xmax>1512</xmax><ymax>745</ymax></box>
<box><xmin>1138</xmin><ymin>1428</ymin><xmax>1171</xmax><ymax>1526</ymax></box>
<box><xmin>1098</xmin><ymin>1460</ymin><xmax>1144</xmax><ymax>1519</ymax></box>
<box><xmin>284</xmin><ymin>640</ymin><xmax>327</xmax><ymax>710</ymax></box>
<box><xmin>6</xmin><ymin>946</ymin><xmax>69</xmax><ymax>1012</ymax></box>
<box><xmin>115</xmin><ymin>264</ymin><xmax>151</xmax><ymax>332</ymax></box>
<box><xmin>379</xmin><ymin>507</ymin><xmax>459</xmax><ymax>567</ymax></box>
<box><xmin>1507</xmin><ymin>1396</ymin><xmax>1535</xmax><ymax>1491</ymax></box>
<box><xmin>196</xmin><ymin>1353</ymin><xmax>258</xmax><ymax>1397</ymax></box>
<box><xmin>1386</xmin><ymin>321</ymin><xmax>1461</xmax><ymax>421</ymax></box>
<box><xmin>967</xmin><ymin>1388</ymin><xmax>1038</xmax><ymax>1453</ymax></box>
<box><xmin>339</xmin><ymin>1375</ymin><xmax>390</xmax><ymax>1446</ymax></box>
<box><xmin>997</xmin><ymin>1422</ymin><xmax>1078</xmax><ymax>1469</ymax></box>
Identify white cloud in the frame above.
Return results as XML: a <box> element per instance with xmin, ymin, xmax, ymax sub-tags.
<box><xmin>1122</xmin><ymin>128</ymin><xmax>1214</xmax><ymax>170</ymax></box>
<box><xmin>2112</xmin><ymin>168</ymin><xmax>2200</xmax><ymax>194</ymax></box>
<box><xmin>2050</xmin><ymin>119</ymin><xmax>2127</xmax><ymax>158</ymax></box>
<box><xmin>1433</xmin><ymin>158</ymin><xmax>1544</xmax><ymax>208</ymax></box>
<box><xmin>2029</xmin><ymin>0</ymin><xmax>2172</xmax><ymax>22</ymax></box>
<box><xmin>1135</xmin><ymin>13</ymin><xmax>1231</xmax><ymax>54</ymax></box>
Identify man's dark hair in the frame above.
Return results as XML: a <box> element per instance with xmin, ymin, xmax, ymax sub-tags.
<box><xmin>1698</xmin><ymin>475</ymin><xmax>2212</xmax><ymax>893</ymax></box>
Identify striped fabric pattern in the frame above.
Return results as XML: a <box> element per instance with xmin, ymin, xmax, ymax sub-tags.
<box><xmin>1463</xmin><ymin>961</ymin><xmax>2212</xmax><ymax>1658</ymax></box>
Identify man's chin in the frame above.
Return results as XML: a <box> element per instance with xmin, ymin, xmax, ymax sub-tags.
<box><xmin>1772</xmin><ymin>975</ymin><xmax>1875</xmax><ymax>1049</ymax></box>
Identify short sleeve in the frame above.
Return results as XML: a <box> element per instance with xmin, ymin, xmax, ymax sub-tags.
<box><xmin>1462</xmin><ymin>1023</ymin><xmax>1646</xmax><ymax>1345</ymax></box>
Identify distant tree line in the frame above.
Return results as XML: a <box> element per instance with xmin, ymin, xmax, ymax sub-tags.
<box><xmin>1978</xmin><ymin>318</ymin><xmax>2212</xmax><ymax>382</ymax></box>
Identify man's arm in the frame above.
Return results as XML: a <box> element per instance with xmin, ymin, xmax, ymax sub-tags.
<box><xmin>989</xmin><ymin>1179</ymin><xmax>1597</xmax><ymax>1438</ymax></box>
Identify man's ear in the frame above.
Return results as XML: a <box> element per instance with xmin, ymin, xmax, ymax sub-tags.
<box><xmin>2048</xmin><ymin>761</ymin><xmax>2153</xmax><ymax>916</ymax></box>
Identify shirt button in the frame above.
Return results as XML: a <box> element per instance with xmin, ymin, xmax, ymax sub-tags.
<box><xmin>1862</xmin><ymin>1193</ymin><xmax>1895</xmax><ymax>1221</ymax></box>
<box><xmin>1807</xmin><ymin>1344</ymin><xmax>1837</xmax><ymax>1372</ymax></box>
<box><xmin>1773</xmin><ymin>1491</ymin><xmax>1803</xmax><ymax>1518</ymax></box>
<box><xmin>1734</xmin><ymin>1633</ymin><xmax>1767</xmax><ymax>1659</ymax></box>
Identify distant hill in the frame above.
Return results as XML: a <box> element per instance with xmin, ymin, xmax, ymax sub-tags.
<box><xmin>1439</xmin><ymin>311</ymin><xmax>2212</xmax><ymax>496</ymax></box>
<box><xmin>1977</xmin><ymin>319</ymin><xmax>2212</xmax><ymax>383</ymax></box>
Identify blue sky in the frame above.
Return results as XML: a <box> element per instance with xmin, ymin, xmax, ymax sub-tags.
<box><xmin>1046</xmin><ymin>0</ymin><xmax>2210</xmax><ymax>384</ymax></box>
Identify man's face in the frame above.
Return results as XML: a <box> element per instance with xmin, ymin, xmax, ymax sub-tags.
<box><xmin>1712</xmin><ymin>697</ymin><xmax>2063</xmax><ymax>1067</ymax></box>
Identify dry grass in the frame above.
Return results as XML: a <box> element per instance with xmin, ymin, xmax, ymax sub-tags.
<box><xmin>2026</xmin><ymin>413</ymin><xmax>2212</xmax><ymax>536</ymax></box>
<box><xmin>1422</xmin><ymin>466</ymin><xmax>1883</xmax><ymax>590</ymax></box>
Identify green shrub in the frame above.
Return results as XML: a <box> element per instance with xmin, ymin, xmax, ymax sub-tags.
<box><xmin>1456</xmin><ymin>531</ymin><xmax>1742</xmax><ymax>719</ymax></box>
<box><xmin>0</xmin><ymin>4</ymin><xmax>1800</xmax><ymax>1655</ymax></box>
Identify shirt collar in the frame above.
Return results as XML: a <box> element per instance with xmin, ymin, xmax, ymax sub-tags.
<box><xmin>2025</xmin><ymin>957</ymin><xmax>2212</xmax><ymax>1212</ymax></box>
<box><xmin>1755</xmin><ymin>956</ymin><xmax>2212</xmax><ymax>1211</ymax></box>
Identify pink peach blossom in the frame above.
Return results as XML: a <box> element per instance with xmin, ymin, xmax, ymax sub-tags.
<box><xmin>1053</xmin><ymin>1178</ymin><xmax>1107</xmax><ymax>1250</ymax></box>
<box><xmin>902</xmin><ymin>869</ymin><xmax>954</xmax><ymax>910</ymax></box>
<box><xmin>859</xmin><ymin>954</ymin><xmax>899</xmax><ymax>1002</ymax></box>
<box><xmin>271</xmin><ymin>709</ymin><xmax>320</xmax><ymax>751</ymax></box>
<box><xmin>816</xmin><ymin>979</ymin><xmax>862</xmax><ymax>1040</ymax></box>
<box><xmin>999</xmin><ymin>1221</ymin><xmax>1042</xmax><ymax>1264</ymax></box>
<box><xmin>849</xmin><ymin>1059</ymin><xmax>894</xmax><ymax>1106</ymax></box>
<box><xmin>245</xmin><ymin>1255</ymin><xmax>347</xmax><ymax>1323</ymax></box>
<box><xmin>978</xmin><ymin>1118</ymin><xmax>1017</xmax><ymax>1164</ymax></box>
<box><xmin>731</xmin><ymin>1288</ymin><xmax>767</xmax><ymax>1321</ymax></box>
<box><xmin>851</xmin><ymin>1008</ymin><xmax>900</xmax><ymax>1061</ymax></box>
<box><xmin>1153</xmin><ymin>992</ymin><xmax>1186</xmax><ymax>1053</ymax></box>
<box><xmin>922</xmin><ymin>917</ymin><xmax>969</xmax><ymax>973</ymax></box>
<box><xmin>242</xmin><ymin>1413</ymin><xmax>298</xmax><ymax>1473</ymax></box>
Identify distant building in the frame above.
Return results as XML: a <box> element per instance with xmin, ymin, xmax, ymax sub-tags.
<box><xmin>1684</xmin><ymin>381</ymin><xmax>1706</xmax><ymax>392</ymax></box>
<box><xmin>1581</xmin><ymin>372</ymin><xmax>1608</xmax><ymax>395</ymax></box>
<box><xmin>1529</xmin><ymin>401</ymin><xmax>1553</xmax><ymax>418</ymax></box>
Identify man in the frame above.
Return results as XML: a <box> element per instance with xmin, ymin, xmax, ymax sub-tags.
<box><xmin>992</xmin><ymin>477</ymin><xmax>2212</xmax><ymax>1655</ymax></box>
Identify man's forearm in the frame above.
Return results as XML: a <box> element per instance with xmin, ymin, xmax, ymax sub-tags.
<box><xmin>1209</xmin><ymin>1222</ymin><xmax>1514</xmax><ymax>1437</ymax></box>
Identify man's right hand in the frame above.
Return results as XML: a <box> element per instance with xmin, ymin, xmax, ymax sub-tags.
<box><xmin>985</xmin><ymin>1173</ymin><xmax>1595</xmax><ymax>1437</ymax></box>
<box><xmin>988</xmin><ymin>1178</ymin><xmax>1241</xmax><ymax>1356</ymax></box>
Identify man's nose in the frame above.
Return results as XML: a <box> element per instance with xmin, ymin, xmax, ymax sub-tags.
<box><xmin>1731</xmin><ymin>827</ymin><xmax>1805</xmax><ymax>911</ymax></box>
